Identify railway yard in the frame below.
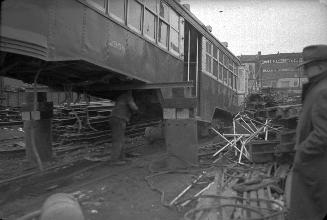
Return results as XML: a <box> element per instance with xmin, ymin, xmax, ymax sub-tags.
<box><xmin>2</xmin><ymin>0</ymin><xmax>325</xmax><ymax>219</ymax></box>
<box><xmin>0</xmin><ymin>99</ymin><xmax>300</xmax><ymax>220</ymax></box>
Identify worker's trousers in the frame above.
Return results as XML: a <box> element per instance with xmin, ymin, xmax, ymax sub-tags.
<box><xmin>109</xmin><ymin>117</ymin><xmax>127</xmax><ymax>161</ymax></box>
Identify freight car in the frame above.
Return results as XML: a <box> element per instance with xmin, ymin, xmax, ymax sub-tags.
<box><xmin>0</xmin><ymin>0</ymin><xmax>240</xmax><ymax>125</ymax></box>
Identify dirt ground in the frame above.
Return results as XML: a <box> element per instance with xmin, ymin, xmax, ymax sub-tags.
<box><xmin>0</xmin><ymin>140</ymin><xmax>207</xmax><ymax>220</ymax></box>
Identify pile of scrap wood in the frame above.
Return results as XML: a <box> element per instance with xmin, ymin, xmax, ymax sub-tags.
<box><xmin>171</xmin><ymin>148</ymin><xmax>290</xmax><ymax>220</ymax></box>
<box><xmin>182</xmin><ymin>163</ymin><xmax>288</xmax><ymax>220</ymax></box>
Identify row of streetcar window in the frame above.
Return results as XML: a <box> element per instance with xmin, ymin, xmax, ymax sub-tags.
<box><xmin>87</xmin><ymin>0</ymin><xmax>181</xmax><ymax>55</ymax></box>
<box><xmin>205</xmin><ymin>40</ymin><xmax>238</xmax><ymax>90</ymax></box>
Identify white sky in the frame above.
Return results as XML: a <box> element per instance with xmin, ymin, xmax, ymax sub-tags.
<box><xmin>180</xmin><ymin>0</ymin><xmax>327</xmax><ymax>56</ymax></box>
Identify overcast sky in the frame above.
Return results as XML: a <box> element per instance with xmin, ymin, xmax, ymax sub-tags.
<box><xmin>180</xmin><ymin>0</ymin><xmax>327</xmax><ymax>56</ymax></box>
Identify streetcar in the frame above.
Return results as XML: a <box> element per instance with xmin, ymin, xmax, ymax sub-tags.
<box><xmin>0</xmin><ymin>0</ymin><xmax>240</xmax><ymax>124</ymax></box>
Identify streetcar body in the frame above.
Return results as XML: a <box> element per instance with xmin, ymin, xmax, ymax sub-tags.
<box><xmin>0</xmin><ymin>0</ymin><xmax>240</xmax><ymax>122</ymax></box>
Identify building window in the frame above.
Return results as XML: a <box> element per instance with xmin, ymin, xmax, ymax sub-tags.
<box><xmin>159</xmin><ymin>20</ymin><xmax>168</xmax><ymax>47</ymax></box>
<box><xmin>128</xmin><ymin>0</ymin><xmax>142</xmax><ymax>32</ymax></box>
<box><xmin>144</xmin><ymin>9</ymin><xmax>156</xmax><ymax>41</ymax></box>
<box><xmin>87</xmin><ymin>0</ymin><xmax>106</xmax><ymax>11</ymax></box>
<box><xmin>108</xmin><ymin>0</ymin><xmax>125</xmax><ymax>22</ymax></box>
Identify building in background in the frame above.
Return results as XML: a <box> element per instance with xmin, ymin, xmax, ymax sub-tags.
<box><xmin>258</xmin><ymin>52</ymin><xmax>305</xmax><ymax>102</ymax></box>
<box><xmin>237</xmin><ymin>64</ymin><xmax>249</xmax><ymax>107</ymax></box>
<box><xmin>239</xmin><ymin>51</ymin><xmax>305</xmax><ymax>104</ymax></box>
<box><xmin>238</xmin><ymin>54</ymin><xmax>260</xmax><ymax>94</ymax></box>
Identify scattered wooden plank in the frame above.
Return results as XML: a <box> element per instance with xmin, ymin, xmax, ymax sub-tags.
<box><xmin>195</xmin><ymin>170</ymin><xmax>222</xmax><ymax>220</ymax></box>
<box><xmin>249</xmin><ymin>190</ymin><xmax>261</xmax><ymax>218</ymax></box>
<box><xmin>257</xmin><ymin>188</ymin><xmax>269</xmax><ymax>215</ymax></box>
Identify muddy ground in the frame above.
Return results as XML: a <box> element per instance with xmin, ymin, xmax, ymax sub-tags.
<box><xmin>0</xmin><ymin>139</ymin><xmax>210</xmax><ymax>220</ymax></box>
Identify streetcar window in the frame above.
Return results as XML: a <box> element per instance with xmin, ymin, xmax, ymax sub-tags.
<box><xmin>170</xmin><ymin>29</ymin><xmax>179</xmax><ymax>53</ymax></box>
<box><xmin>87</xmin><ymin>0</ymin><xmax>106</xmax><ymax>11</ymax></box>
<box><xmin>219</xmin><ymin>65</ymin><xmax>223</xmax><ymax>80</ymax></box>
<box><xmin>213</xmin><ymin>60</ymin><xmax>218</xmax><ymax>78</ymax></box>
<box><xmin>144</xmin><ymin>9</ymin><xmax>156</xmax><ymax>41</ymax></box>
<box><xmin>128</xmin><ymin>0</ymin><xmax>142</xmax><ymax>32</ymax></box>
<box><xmin>108</xmin><ymin>0</ymin><xmax>125</xmax><ymax>22</ymax></box>
<box><xmin>229</xmin><ymin>59</ymin><xmax>233</xmax><ymax>70</ymax></box>
<box><xmin>206</xmin><ymin>41</ymin><xmax>212</xmax><ymax>54</ymax></box>
<box><xmin>206</xmin><ymin>55</ymin><xmax>212</xmax><ymax>73</ymax></box>
<box><xmin>224</xmin><ymin>55</ymin><xmax>228</xmax><ymax>66</ymax></box>
<box><xmin>159</xmin><ymin>1</ymin><xmax>169</xmax><ymax>21</ymax></box>
<box><xmin>159</xmin><ymin>21</ymin><xmax>168</xmax><ymax>47</ymax></box>
<box><xmin>234</xmin><ymin>76</ymin><xmax>237</xmax><ymax>90</ymax></box>
<box><xmin>213</xmin><ymin>46</ymin><xmax>218</xmax><ymax>59</ymax></box>
<box><xmin>228</xmin><ymin>72</ymin><xmax>232</xmax><ymax>87</ymax></box>
<box><xmin>223</xmin><ymin>68</ymin><xmax>227</xmax><ymax>84</ymax></box>
<box><xmin>219</xmin><ymin>50</ymin><xmax>223</xmax><ymax>63</ymax></box>
<box><xmin>170</xmin><ymin>10</ymin><xmax>179</xmax><ymax>30</ymax></box>
<box><xmin>144</xmin><ymin>0</ymin><xmax>157</xmax><ymax>12</ymax></box>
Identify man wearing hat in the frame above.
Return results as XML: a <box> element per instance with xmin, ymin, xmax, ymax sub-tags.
<box><xmin>288</xmin><ymin>45</ymin><xmax>327</xmax><ymax>220</ymax></box>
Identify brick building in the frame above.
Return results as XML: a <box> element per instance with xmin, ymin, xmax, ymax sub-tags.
<box><xmin>239</xmin><ymin>51</ymin><xmax>306</xmax><ymax>102</ymax></box>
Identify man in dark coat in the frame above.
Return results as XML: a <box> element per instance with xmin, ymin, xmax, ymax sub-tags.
<box><xmin>109</xmin><ymin>91</ymin><xmax>138</xmax><ymax>163</ymax></box>
<box><xmin>288</xmin><ymin>45</ymin><xmax>327</xmax><ymax>220</ymax></box>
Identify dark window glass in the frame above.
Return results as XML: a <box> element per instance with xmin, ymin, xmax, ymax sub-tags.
<box><xmin>159</xmin><ymin>1</ymin><xmax>169</xmax><ymax>21</ymax></box>
<box><xmin>159</xmin><ymin>20</ymin><xmax>168</xmax><ymax>47</ymax></box>
<box><xmin>109</xmin><ymin>0</ymin><xmax>124</xmax><ymax>21</ymax></box>
<box><xmin>206</xmin><ymin>55</ymin><xmax>212</xmax><ymax>73</ymax></box>
<box><xmin>170</xmin><ymin>29</ymin><xmax>179</xmax><ymax>53</ymax></box>
<box><xmin>144</xmin><ymin>9</ymin><xmax>156</xmax><ymax>40</ymax></box>
<box><xmin>128</xmin><ymin>0</ymin><xmax>142</xmax><ymax>31</ymax></box>
<box><xmin>213</xmin><ymin>60</ymin><xmax>218</xmax><ymax>78</ymax></box>
<box><xmin>213</xmin><ymin>46</ymin><xmax>217</xmax><ymax>59</ymax></box>
<box><xmin>144</xmin><ymin>0</ymin><xmax>157</xmax><ymax>12</ymax></box>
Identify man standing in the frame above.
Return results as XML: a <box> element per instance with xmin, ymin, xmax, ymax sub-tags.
<box><xmin>109</xmin><ymin>91</ymin><xmax>138</xmax><ymax>164</ymax></box>
<box><xmin>289</xmin><ymin>45</ymin><xmax>327</xmax><ymax>220</ymax></box>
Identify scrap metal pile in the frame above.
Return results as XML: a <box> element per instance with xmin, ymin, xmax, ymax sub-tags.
<box><xmin>146</xmin><ymin>105</ymin><xmax>301</xmax><ymax>220</ymax></box>
<box><xmin>0</xmin><ymin>101</ymin><xmax>161</xmax><ymax>181</ymax></box>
